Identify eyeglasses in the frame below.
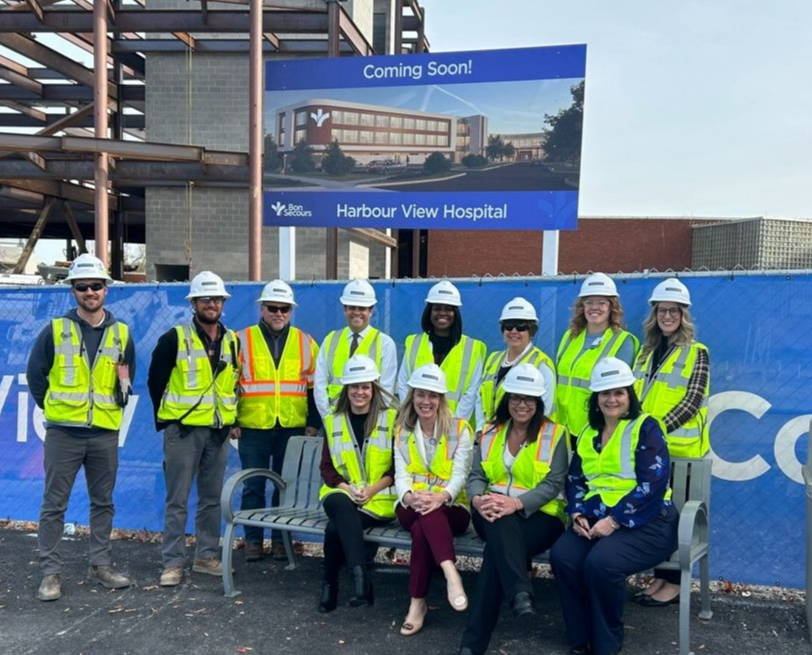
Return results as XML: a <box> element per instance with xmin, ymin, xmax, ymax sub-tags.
<box><xmin>508</xmin><ymin>394</ymin><xmax>536</xmax><ymax>407</ymax></box>
<box><xmin>197</xmin><ymin>297</ymin><xmax>224</xmax><ymax>305</ymax></box>
<box><xmin>263</xmin><ymin>304</ymin><xmax>291</xmax><ymax>314</ymax></box>
<box><xmin>657</xmin><ymin>306</ymin><xmax>681</xmax><ymax>317</ymax></box>
<box><xmin>584</xmin><ymin>299</ymin><xmax>610</xmax><ymax>308</ymax></box>
<box><xmin>73</xmin><ymin>282</ymin><xmax>105</xmax><ymax>292</ymax></box>
<box><xmin>502</xmin><ymin>322</ymin><xmax>530</xmax><ymax>332</ymax></box>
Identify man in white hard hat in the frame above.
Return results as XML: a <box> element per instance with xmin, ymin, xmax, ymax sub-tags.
<box><xmin>398</xmin><ymin>281</ymin><xmax>486</xmax><ymax>425</ymax></box>
<box><xmin>314</xmin><ymin>279</ymin><xmax>397</xmax><ymax>419</ymax></box>
<box><xmin>233</xmin><ymin>280</ymin><xmax>320</xmax><ymax>562</ymax></box>
<box><xmin>27</xmin><ymin>253</ymin><xmax>136</xmax><ymax>601</ymax></box>
<box><xmin>147</xmin><ymin>271</ymin><xmax>240</xmax><ymax>587</ymax></box>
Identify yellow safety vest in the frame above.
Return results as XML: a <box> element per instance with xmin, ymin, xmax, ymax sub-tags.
<box><xmin>237</xmin><ymin>325</ymin><xmax>318</xmax><ymax>429</ymax></box>
<box><xmin>44</xmin><ymin>318</ymin><xmax>129</xmax><ymax>431</ymax></box>
<box><xmin>577</xmin><ymin>413</ymin><xmax>672</xmax><ymax>509</ymax></box>
<box><xmin>633</xmin><ymin>342</ymin><xmax>709</xmax><ymax>458</ymax></box>
<box><xmin>403</xmin><ymin>333</ymin><xmax>486</xmax><ymax>416</ymax></box>
<box><xmin>319</xmin><ymin>409</ymin><xmax>398</xmax><ymax>519</ymax></box>
<box><xmin>556</xmin><ymin>328</ymin><xmax>639</xmax><ymax>438</ymax></box>
<box><xmin>395</xmin><ymin>418</ymin><xmax>471</xmax><ymax>507</ymax></box>
<box><xmin>479</xmin><ymin>346</ymin><xmax>556</xmax><ymax>423</ymax></box>
<box><xmin>157</xmin><ymin>323</ymin><xmax>239</xmax><ymax>428</ymax></box>
<box><xmin>322</xmin><ymin>327</ymin><xmax>383</xmax><ymax>403</ymax></box>
<box><xmin>478</xmin><ymin>420</ymin><xmax>568</xmax><ymax>522</ymax></box>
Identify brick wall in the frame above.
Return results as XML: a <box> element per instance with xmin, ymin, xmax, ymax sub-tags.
<box><xmin>426</xmin><ymin>218</ymin><xmax>713</xmax><ymax>276</ymax></box>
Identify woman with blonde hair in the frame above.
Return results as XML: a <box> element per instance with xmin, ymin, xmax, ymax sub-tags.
<box><xmin>394</xmin><ymin>364</ymin><xmax>474</xmax><ymax>637</ymax></box>
<box><xmin>556</xmin><ymin>273</ymin><xmax>639</xmax><ymax>440</ymax></box>
<box><xmin>317</xmin><ymin>355</ymin><xmax>397</xmax><ymax>613</ymax></box>
<box><xmin>632</xmin><ymin>277</ymin><xmax>709</xmax><ymax>607</ymax></box>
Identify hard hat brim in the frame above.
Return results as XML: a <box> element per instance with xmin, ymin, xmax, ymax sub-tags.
<box><xmin>589</xmin><ymin>377</ymin><xmax>636</xmax><ymax>393</ymax></box>
<box><xmin>186</xmin><ymin>290</ymin><xmax>232</xmax><ymax>300</ymax></box>
<box><xmin>256</xmin><ymin>297</ymin><xmax>298</xmax><ymax>306</ymax></box>
<box><xmin>340</xmin><ymin>296</ymin><xmax>376</xmax><ymax>307</ymax></box>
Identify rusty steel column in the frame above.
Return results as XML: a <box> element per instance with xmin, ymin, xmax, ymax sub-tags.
<box><xmin>93</xmin><ymin>0</ymin><xmax>109</xmax><ymax>266</ymax></box>
<box><xmin>324</xmin><ymin>0</ymin><xmax>340</xmax><ymax>279</ymax></box>
<box><xmin>248</xmin><ymin>0</ymin><xmax>263</xmax><ymax>280</ymax></box>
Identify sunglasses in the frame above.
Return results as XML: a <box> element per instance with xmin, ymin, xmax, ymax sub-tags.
<box><xmin>263</xmin><ymin>304</ymin><xmax>291</xmax><ymax>314</ymax></box>
<box><xmin>73</xmin><ymin>282</ymin><xmax>105</xmax><ymax>292</ymax></box>
<box><xmin>502</xmin><ymin>321</ymin><xmax>530</xmax><ymax>332</ymax></box>
<box><xmin>197</xmin><ymin>297</ymin><xmax>225</xmax><ymax>305</ymax></box>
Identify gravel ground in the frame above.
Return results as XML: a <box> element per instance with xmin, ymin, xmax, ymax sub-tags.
<box><xmin>0</xmin><ymin>525</ymin><xmax>809</xmax><ymax>655</ymax></box>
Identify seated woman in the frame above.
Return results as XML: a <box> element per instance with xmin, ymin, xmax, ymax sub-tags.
<box><xmin>317</xmin><ymin>355</ymin><xmax>397</xmax><ymax>613</ymax></box>
<box><xmin>459</xmin><ymin>364</ymin><xmax>568</xmax><ymax>655</ymax></box>
<box><xmin>550</xmin><ymin>357</ymin><xmax>678</xmax><ymax>655</ymax></box>
<box><xmin>394</xmin><ymin>363</ymin><xmax>474</xmax><ymax>637</ymax></box>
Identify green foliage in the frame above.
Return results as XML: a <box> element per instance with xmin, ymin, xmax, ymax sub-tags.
<box><xmin>263</xmin><ymin>134</ymin><xmax>283</xmax><ymax>172</ymax></box>
<box><xmin>461</xmin><ymin>154</ymin><xmax>487</xmax><ymax>168</ymax></box>
<box><xmin>289</xmin><ymin>139</ymin><xmax>316</xmax><ymax>174</ymax></box>
<box><xmin>486</xmin><ymin>135</ymin><xmax>505</xmax><ymax>161</ymax></box>
<box><xmin>543</xmin><ymin>80</ymin><xmax>584</xmax><ymax>164</ymax></box>
<box><xmin>423</xmin><ymin>152</ymin><xmax>451</xmax><ymax>175</ymax></box>
<box><xmin>321</xmin><ymin>140</ymin><xmax>357</xmax><ymax>176</ymax></box>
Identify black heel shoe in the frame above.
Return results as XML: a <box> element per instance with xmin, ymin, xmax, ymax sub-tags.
<box><xmin>348</xmin><ymin>565</ymin><xmax>374</xmax><ymax>607</ymax></box>
<box><xmin>510</xmin><ymin>591</ymin><xmax>536</xmax><ymax>618</ymax></box>
<box><xmin>318</xmin><ymin>581</ymin><xmax>338</xmax><ymax>613</ymax></box>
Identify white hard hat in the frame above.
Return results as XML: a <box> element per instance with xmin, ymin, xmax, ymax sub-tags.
<box><xmin>579</xmin><ymin>273</ymin><xmax>618</xmax><ymax>298</ymax></box>
<box><xmin>341</xmin><ymin>355</ymin><xmax>380</xmax><ymax>385</ymax></box>
<box><xmin>649</xmin><ymin>278</ymin><xmax>691</xmax><ymax>307</ymax></box>
<box><xmin>408</xmin><ymin>363</ymin><xmax>448</xmax><ymax>394</ymax></box>
<box><xmin>340</xmin><ymin>279</ymin><xmax>377</xmax><ymax>307</ymax></box>
<box><xmin>501</xmin><ymin>363</ymin><xmax>546</xmax><ymax>398</ymax></box>
<box><xmin>499</xmin><ymin>297</ymin><xmax>538</xmax><ymax>323</ymax></box>
<box><xmin>589</xmin><ymin>357</ymin><xmax>636</xmax><ymax>392</ymax></box>
<box><xmin>186</xmin><ymin>271</ymin><xmax>231</xmax><ymax>299</ymax></box>
<box><xmin>425</xmin><ymin>280</ymin><xmax>462</xmax><ymax>307</ymax></box>
<box><xmin>258</xmin><ymin>279</ymin><xmax>297</xmax><ymax>306</ymax></box>
<box><xmin>65</xmin><ymin>254</ymin><xmax>112</xmax><ymax>282</ymax></box>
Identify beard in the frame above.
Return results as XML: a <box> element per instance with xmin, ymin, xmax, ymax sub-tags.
<box><xmin>195</xmin><ymin>310</ymin><xmax>222</xmax><ymax>325</ymax></box>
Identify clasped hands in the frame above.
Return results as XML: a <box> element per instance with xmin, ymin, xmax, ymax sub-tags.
<box><xmin>340</xmin><ymin>483</ymin><xmax>375</xmax><ymax>505</ymax></box>
<box><xmin>572</xmin><ymin>513</ymin><xmax>618</xmax><ymax>540</ymax></box>
<box><xmin>472</xmin><ymin>493</ymin><xmax>521</xmax><ymax>523</ymax></box>
<box><xmin>405</xmin><ymin>490</ymin><xmax>450</xmax><ymax>515</ymax></box>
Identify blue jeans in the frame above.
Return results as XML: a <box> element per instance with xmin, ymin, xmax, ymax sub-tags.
<box><xmin>237</xmin><ymin>427</ymin><xmax>300</xmax><ymax>544</ymax></box>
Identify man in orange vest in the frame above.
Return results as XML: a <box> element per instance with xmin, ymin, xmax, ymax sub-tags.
<box><xmin>233</xmin><ymin>280</ymin><xmax>321</xmax><ymax>561</ymax></box>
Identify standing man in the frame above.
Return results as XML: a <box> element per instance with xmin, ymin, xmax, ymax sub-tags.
<box><xmin>27</xmin><ymin>254</ymin><xmax>136</xmax><ymax>601</ymax></box>
<box><xmin>148</xmin><ymin>271</ymin><xmax>240</xmax><ymax>587</ymax></box>
<box><xmin>233</xmin><ymin>280</ymin><xmax>320</xmax><ymax>562</ymax></box>
<box><xmin>314</xmin><ymin>279</ymin><xmax>397</xmax><ymax>419</ymax></box>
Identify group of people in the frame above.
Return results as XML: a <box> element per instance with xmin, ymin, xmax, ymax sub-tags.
<box><xmin>27</xmin><ymin>254</ymin><xmax>710</xmax><ymax>655</ymax></box>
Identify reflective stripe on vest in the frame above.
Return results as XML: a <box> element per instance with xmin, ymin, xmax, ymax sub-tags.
<box><xmin>404</xmin><ymin>333</ymin><xmax>483</xmax><ymax>407</ymax></box>
<box><xmin>479</xmin><ymin>347</ymin><xmax>553</xmax><ymax>421</ymax></box>
<box><xmin>324</xmin><ymin>327</ymin><xmax>381</xmax><ymax>401</ymax></box>
<box><xmin>578</xmin><ymin>416</ymin><xmax>642</xmax><ymax>508</ymax></box>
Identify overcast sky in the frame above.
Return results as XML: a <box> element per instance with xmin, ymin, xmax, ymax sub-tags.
<box><xmin>421</xmin><ymin>0</ymin><xmax>811</xmax><ymax>218</ymax></box>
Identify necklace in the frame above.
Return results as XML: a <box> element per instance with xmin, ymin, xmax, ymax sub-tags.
<box><xmin>503</xmin><ymin>343</ymin><xmax>531</xmax><ymax>367</ymax></box>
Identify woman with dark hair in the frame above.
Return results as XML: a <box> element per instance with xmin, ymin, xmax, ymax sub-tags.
<box><xmin>556</xmin><ymin>273</ymin><xmax>639</xmax><ymax>441</ymax></box>
<box><xmin>550</xmin><ymin>357</ymin><xmax>678</xmax><ymax>655</ymax></box>
<box><xmin>475</xmin><ymin>297</ymin><xmax>556</xmax><ymax>433</ymax></box>
<box><xmin>459</xmin><ymin>364</ymin><xmax>568</xmax><ymax>655</ymax></box>
<box><xmin>398</xmin><ymin>281</ymin><xmax>486</xmax><ymax>423</ymax></box>
<box><xmin>317</xmin><ymin>355</ymin><xmax>397</xmax><ymax>613</ymax></box>
<box><xmin>633</xmin><ymin>277</ymin><xmax>710</xmax><ymax>607</ymax></box>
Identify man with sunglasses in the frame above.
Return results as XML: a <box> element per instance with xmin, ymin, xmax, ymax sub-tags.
<box><xmin>147</xmin><ymin>270</ymin><xmax>240</xmax><ymax>587</ymax></box>
<box><xmin>232</xmin><ymin>280</ymin><xmax>320</xmax><ymax>562</ymax></box>
<box><xmin>27</xmin><ymin>253</ymin><xmax>136</xmax><ymax>601</ymax></box>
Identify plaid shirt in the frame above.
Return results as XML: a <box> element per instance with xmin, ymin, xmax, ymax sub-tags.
<box><xmin>661</xmin><ymin>347</ymin><xmax>710</xmax><ymax>433</ymax></box>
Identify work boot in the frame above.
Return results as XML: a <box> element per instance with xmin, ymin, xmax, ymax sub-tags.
<box><xmin>317</xmin><ymin>580</ymin><xmax>339</xmax><ymax>614</ymax></box>
<box><xmin>159</xmin><ymin>566</ymin><xmax>184</xmax><ymax>587</ymax></box>
<box><xmin>244</xmin><ymin>542</ymin><xmax>264</xmax><ymax>562</ymax></box>
<box><xmin>348</xmin><ymin>565</ymin><xmax>373</xmax><ymax>607</ymax></box>
<box><xmin>37</xmin><ymin>574</ymin><xmax>62</xmax><ymax>602</ymax></box>
<box><xmin>270</xmin><ymin>540</ymin><xmax>287</xmax><ymax>561</ymax></box>
<box><xmin>192</xmin><ymin>558</ymin><xmax>223</xmax><ymax>576</ymax></box>
<box><xmin>88</xmin><ymin>565</ymin><xmax>132</xmax><ymax>589</ymax></box>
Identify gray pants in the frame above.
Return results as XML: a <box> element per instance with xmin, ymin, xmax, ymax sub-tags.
<box><xmin>161</xmin><ymin>424</ymin><xmax>229</xmax><ymax>568</ymax></box>
<box><xmin>38</xmin><ymin>428</ymin><xmax>119</xmax><ymax>576</ymax></box>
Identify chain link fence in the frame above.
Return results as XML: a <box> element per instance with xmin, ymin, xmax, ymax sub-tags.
<box><xmin>0</xmin><ymin>271</ymin><xmax>807</xmax><ymax>587</ymax></box>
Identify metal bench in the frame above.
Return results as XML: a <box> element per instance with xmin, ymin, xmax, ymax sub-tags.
<box><xmin>221</xmin><ymin>436</ymin><xmax>712</xmax><ymax>655</ymax></box>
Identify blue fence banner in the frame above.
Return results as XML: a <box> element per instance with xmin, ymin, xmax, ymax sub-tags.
<box><xmin>264</xmin><ymin>45</ymin><xmax>586</xmax><ymax>231</ymax></box>
<box><xmin>0</xmin><ymin>273</ymin><xmax>807</xmax><ymax>588</ymax></box>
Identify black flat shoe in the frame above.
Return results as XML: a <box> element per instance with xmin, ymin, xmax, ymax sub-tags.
<box><xmin>510</xmin><ymin>591</ymin><xmax>536</xmax><ymax>618</ymax></box>
<box><xmin>569</xmin><ymin>646</ymin><xmax>592</xmax><ymax>655</ymax></box>
<box><xmin>639</xmin><ymin>593</ymin><xmax>679</xmax><ymax>607</ymax></box>
<box><xmin>317</xmin><ymin>581</ymin><xmax>338</xmax><ymax>613</ymax></box>
<box><xmin>348</xmin><ymin>565</ymin><xmax>374</xmax><ymax>607</ymax></box>
<box><xmin>459</xmin><ymin>648</ymin><xmax>483</xmax><ymax>655</ymax></box>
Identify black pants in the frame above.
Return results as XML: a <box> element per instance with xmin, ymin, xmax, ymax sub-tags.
<box><xmin>460</xmin><ymin>508</ymin><xmax>564</xmax><ymax>654</ymax></box>
<box><xmin>322</xmin><ymin>493</ymin><xmax>388</xmax><ymax>582</ymax></box>
<box><xmin>550</xmin><ymin>505</ymin><xmax>679</xmax><ymax>655</ymax></box>
<box><xmin>238</xmin><ymin>427</ymin><xmax>299</xmax><ymax>544</ymax></box>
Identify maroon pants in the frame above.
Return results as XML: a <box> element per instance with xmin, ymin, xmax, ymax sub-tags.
<box><xmin>396</xmin><ymin>503</ymin><xmax>471</xmax><ymax>599</ymax></box>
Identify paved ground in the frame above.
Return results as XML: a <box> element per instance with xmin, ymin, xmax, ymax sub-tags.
<box><xmin>374</xmin><ymin>162</ymin><xmax>574</xmax><ymax>192</ymax></box>
<box><xmin>0</xmin><ymin>529</ymin><xmax>808</xmax><ymax>655</ymax></box>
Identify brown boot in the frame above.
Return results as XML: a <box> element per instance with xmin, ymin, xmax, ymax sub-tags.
<box><xmin>88</xmin><ymin>565</ymin><xmax>132</xmax><ymax>589</ymax></box>
<box><xmin>37</xmin><ymin>574</ymin><xmax>62</xmax><ymax>602</ymax></box>
<box><xmin>270</xmin><ymin>541</ymin><xmax>287</xmax><ymax>561</ymax></box>
<box><xmin>244</xmin><ymin>542</ymin><xmax>264</xmax><ymax>562</ymax></box>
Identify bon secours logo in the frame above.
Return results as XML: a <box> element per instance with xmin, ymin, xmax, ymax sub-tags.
<box><xmin>270</xmin><ymin>201</ymin><xmax>313</xmax><ymax>218</ymax></box>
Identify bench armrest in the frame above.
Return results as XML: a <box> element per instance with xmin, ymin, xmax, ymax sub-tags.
<box><xmin>677</xmin><ymin>499</ymin><xmax>709</xmax><ymax>570</ymax></box>
<box><xmin>221</xmin><ymin>468</ymin><xmax>286</xmax><ymax>524</ymax></box>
